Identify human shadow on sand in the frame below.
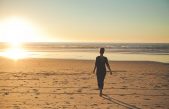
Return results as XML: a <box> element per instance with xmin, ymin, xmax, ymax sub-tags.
<box><xmin>102</xmin><ymin>94</ymin><xmax>141</xmax><ymax>109</ymax></box>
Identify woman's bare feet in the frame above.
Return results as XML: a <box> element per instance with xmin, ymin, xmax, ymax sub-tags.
<box><xmin>99</xmin><ymin>89</ymin><xmax>102</xmax><ymax>97</ymax></box>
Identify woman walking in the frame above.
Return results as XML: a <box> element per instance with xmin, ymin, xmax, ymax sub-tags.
<box><xmin>93</xmin><ymin>48</ymin><xmax>112</xmax><ymax>96</ymax></box>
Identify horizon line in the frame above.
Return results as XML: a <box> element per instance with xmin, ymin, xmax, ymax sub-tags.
<box><xmin>0</xmin><ymin>41</ymin><xmax>169</xmax><ymax>44</ymax></box>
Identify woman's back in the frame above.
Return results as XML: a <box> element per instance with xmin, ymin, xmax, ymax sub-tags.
<box><xmin>96</xmin><ymin>56</ymin><xmax>108</xmax><ymax>72</ymax></box>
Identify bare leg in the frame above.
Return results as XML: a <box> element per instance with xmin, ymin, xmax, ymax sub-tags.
<box><xmin>99</xmin><ymin>89</ymin><xmax>102</xmax><ymax>97</ymax></box>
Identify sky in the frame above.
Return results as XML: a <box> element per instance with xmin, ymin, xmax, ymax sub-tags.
<box><xmin>0</xmin><ymin>0</ymin><xmax>169</xmax><ymax>43</ymax></box>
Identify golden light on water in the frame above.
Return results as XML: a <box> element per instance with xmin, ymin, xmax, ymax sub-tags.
<box><xmin>1</xmin><ymin>43</ymin><xmax>28</xmax><ymax>60</ymax></box>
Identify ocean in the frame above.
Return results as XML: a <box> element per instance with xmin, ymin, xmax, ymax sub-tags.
<box><xmin>0</xmin><ymin>42</ymin><xmax>169</xmax><ymax>63</ymax></box>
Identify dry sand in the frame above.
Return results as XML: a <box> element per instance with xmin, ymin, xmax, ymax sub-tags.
<box><xmin>0</xmin><ymin>57</ymin><xmax>169</xmax><ymax>109</ymax></box>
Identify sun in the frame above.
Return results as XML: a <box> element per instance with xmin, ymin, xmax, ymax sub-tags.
<box><xmin>0</xmin><ymin>16</ymin><xmax>53</xmax><ymax>60</ymax></box>
<box><xmin>0</xmin><ymin>16</ymin><xmax>38</xmax><ymax>60</ymax></box>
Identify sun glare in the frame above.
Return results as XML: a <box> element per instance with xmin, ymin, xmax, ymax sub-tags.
<box><xmin>1</xmin><ymin>41</ymin><xmax>28</xmax><ymax>60</ymax></box>
<box><xmin>0</xmin><ymin>17</ymin><xmax>39</xmax><ymax>42</ymax></box>
<box><xmin>0</xmin><ymin>16</ymin><xmax>54</xmax><ymax>60</ymax></box>
<box><xmin>2</xmin><ymin>46</ymin><xmax>27</xmax><ymax>60</ymax></box>
<box><xmin>0</xmin><ymin>16</ymin><xmax>38</xmax><ymax>60</ymax></box>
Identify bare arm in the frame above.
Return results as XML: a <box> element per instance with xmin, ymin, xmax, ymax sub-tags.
<box><xmin>106</xmin><ymin>60</ymin><xmax>112</xmax><ymax>75</ymax></box>
<box><xmin>93</xmin><ymin>61</ymin><xmax>96</xmax><ymax>74</ymax></box>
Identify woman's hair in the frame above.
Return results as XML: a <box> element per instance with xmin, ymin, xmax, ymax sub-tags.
<box><xmin>100</xmin><ymin>48</ymin><xmax>105</xmax><ymax>54</ymax></box>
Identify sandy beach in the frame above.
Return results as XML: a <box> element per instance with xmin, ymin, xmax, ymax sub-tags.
<box><xmin>0</xmin><ymin>57</ymin><xmax>169</xmax><ymax>109</ymax></box>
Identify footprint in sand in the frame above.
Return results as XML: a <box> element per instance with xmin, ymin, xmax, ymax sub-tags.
<box><xmin>65</xmin><ymin>101</ymin><xmax>70</xmax><ymax>104</ymax></box>
<box><xmin>32</xmin><ymin>89</ymin><xmax>40</xmax><ymax>95</ymax></box>
<box><xmin>3</xmin><ymin>92</ymin><xmax>9</xmax><ymax>96</ymax></box>
<box><xmin>13</xmin><ymin>106</ymin><xmax>20</xmax><ymax>109</ymax></box>
<box><xmin>73</xmin><ymin>105</ymin><xmax>78</xmax><ymax>109</ymax></box>
<box><xmin>155</xmin><ymin>104</ymin><xmax>163</xmax><ymax>108</ymax></box>
<box><xmin>144</xmin><ymin>98</ymin><xmax>151</xmax><ymax>100</ymax></box>
<box><xmin>135</xmin><ymin>95</ymin><xmax>140</xmax><ymax>98</ymax></box>
<box><xmin>90</xmin><ymin>104</ymin><xmax>98</xmax><ymax>107</ymax></box>
<box><xmin>35</xmin><ymin>96</ymin><xmax>38</xmax><ymax>99</ymax></box>
<box><xmin>77</xmin><ymin>88</ymin><xmax>82</xmax><ymax>93</ymax></box>
<box><xmin>70</xmin><ymin>97</ymin><xmax>74</xmax><ymax>99</ymax></box>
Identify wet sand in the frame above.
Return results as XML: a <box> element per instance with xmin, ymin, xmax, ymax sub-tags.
<box><xmin>0</xmin><ymin>58</ymin><xmax>169</xmax><ymax>109</ymax></box>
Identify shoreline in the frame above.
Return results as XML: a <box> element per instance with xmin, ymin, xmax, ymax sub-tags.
<box><xmin>0</xmin><ymin>57</ymin><xmax>168</xmax><ymax>64</ymax></box>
